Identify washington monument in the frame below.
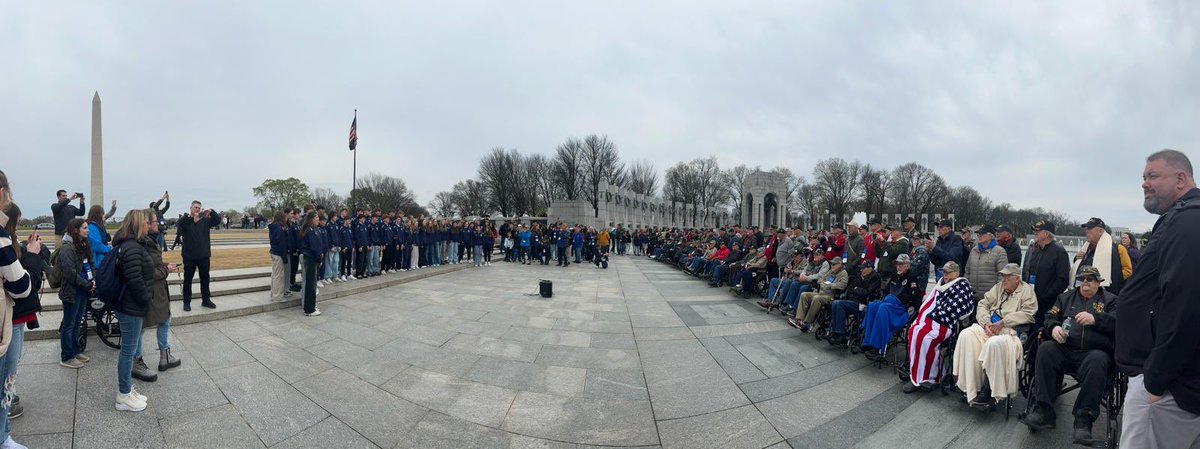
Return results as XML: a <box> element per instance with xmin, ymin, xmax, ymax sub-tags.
<box><xmin>90</xmin><ymin>91</ymin><xmax>103</xmax><ymax>208</ymax></box>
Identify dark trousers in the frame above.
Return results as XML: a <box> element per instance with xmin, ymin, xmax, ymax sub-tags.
<box><xmin>182</xmin><ymin>257</ymin><xmax>212</xmax><ymax>304</ymax></box>
<box><xmin>483</xmin><ymin>244</ymin><xmax>493</xmax><ymax>262</ymax></box>
<box><xmin>289</xmin><ymin>253</ymin><xmax>300</xmax><ymax>286</ymax></box>
<box><xmin>400</xmin><ymin>245</ymin><xmax>412</xmax><ymax>269</ymax></box>
<box><xmin>382</xmin><ymin>245</ymin><xmax>394</xmax><ymax>271</ymax></box>
<box><xmin>340</xmin><ymin>249</ymin><xmax>352</xmax><ymax>276</ymax></box>
<box><xmin>556</xmin><ymin>246</ymin><xmax>568</xmax><ymax>265</ymax></box>
<box><xmin>1033</xmin><ymin>340</ymin><xmax>1111</xmax><ymax>418</ymax></box>
<box><xmin>301</xmin><ymin>256</ymin><xmax>318</xmax><ymax>314</ymax></box>
<box><xmin>355</xmin><ymin>247</ymin><xmax>367</xmax><ymax>277</ymax></box>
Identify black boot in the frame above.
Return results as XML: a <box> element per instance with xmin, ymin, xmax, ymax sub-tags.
<box><xmin>1072</xmin><ymin>415</ymin><xmax>1094</xmax><ymax>445</ymax></box>
<box><xmin>1020</xmin><ymin>402</ymin><xmax>1057</xmax><ymax>430</ymax></box>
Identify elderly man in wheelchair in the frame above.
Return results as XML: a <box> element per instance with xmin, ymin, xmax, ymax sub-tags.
<box><xmin>952</xmin><ymin>263</ymin><xmax>1038</xmax><ymax>410</ymax></box>
<box><xmin>1020</xmin><ymin>266</ymin><xmax>1118</xmax><ymax>445</ymax></box>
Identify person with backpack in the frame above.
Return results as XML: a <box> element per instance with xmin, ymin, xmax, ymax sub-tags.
<box><xmin>55</xmin><ymin>218</ymin><xmax>93</xmax><ymax>369</ymax></box>
<box><xmin>86</xmin><ymin>204</ymin><xmax>114</xmax><ymax>268</ymax></box>
<box><xmin>111</xmin><ymin>209</ymin><xmax>156</xmax><ymax>412</ymax></box>
<box><xmin>135</xmin><ymin>209</ymin><xmax>181</xmax><ymax>375</ymax></box>
<box><xmin>1</xmin><ymin>195</ymin><xmax>45</xmax><ymax>449</ymax></box>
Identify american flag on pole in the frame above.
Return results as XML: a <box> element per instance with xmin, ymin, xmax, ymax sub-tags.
<box><xmin>348</xmin><ymin>111</ymin><xmax>358</xmax><ymax>151</ymax></box>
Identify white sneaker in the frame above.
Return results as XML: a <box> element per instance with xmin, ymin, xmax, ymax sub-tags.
<box><xmin>349</xmin><ymin>275</ymin><xmax>357</xmax><ymax>280</ymax></box>
<box><xmin>305</xmin><ymin>309</ymin><xmax>322</xmax><ymax>316</ymax></box>
<box><xmin>317</xmin><ymin>281</ymin><xmax>325</xmax><ymax>288</ymax></box>
<box><xmin>115</xmin><ymin>392</ymin><xmax>147</xmax><ymax>412</ymax></box>
<box><xmin>315</xmin><ymin>288</ymin><xmax>321</xmax><ymax>295</ymax></box>
<box><xmin>2</xmin><ymin>436</ymin><xmax>28</xmax><ymax>449</ymax></box>
<box><xmin>130</xmin><ymin>387</ymin><xmax>148</xmax><ymax>403</ymax></box>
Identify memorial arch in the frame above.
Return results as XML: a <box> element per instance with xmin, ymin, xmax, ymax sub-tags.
<box><xmin>741</xmin><ymin>171</ymin><xmax>787</xmax><ymax>228</ymax></box>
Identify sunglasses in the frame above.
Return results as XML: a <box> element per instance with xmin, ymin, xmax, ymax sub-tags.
<box><xmin>1079</xmin><ymin>276</ymin><xmax>1099</xmax><ymax>283</ymax></box>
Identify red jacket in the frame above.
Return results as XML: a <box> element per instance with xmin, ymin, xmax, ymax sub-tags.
<box><xmin>710</xmin><ymin>247</ymin><xmax>730</xmax><ymax>261</ymax></box>
<box><xmin>825</xmin><ymin>234</ymin><xmax>846</xmax><ymax>262</ymax></box>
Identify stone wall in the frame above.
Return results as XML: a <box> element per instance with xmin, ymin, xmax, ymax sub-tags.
<box><xmin>547</xmin><ymin>180</ymin><xmax>732</xmax><ymax>230</ymax></box>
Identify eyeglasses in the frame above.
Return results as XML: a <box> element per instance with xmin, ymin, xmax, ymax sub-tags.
<box><xmin>1079</xmin><ymin>276</ymin><xmax>1099</xmax><ymax>283</ymax></box>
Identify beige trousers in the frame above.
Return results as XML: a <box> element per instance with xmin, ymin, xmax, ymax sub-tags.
<box><xmin>797</xmin><ymin>292</ymin><xmax>833</xmax><ymax>324</ymax></box>
<box><xmin>269</xmin><ymin>254</ymin><xmax>288</xmax><ymax>299</ymax></box>
<box><xmin>953</xmin><ymin>323</ymin><xmax>1023</xmax><ymax>401</ymax></box>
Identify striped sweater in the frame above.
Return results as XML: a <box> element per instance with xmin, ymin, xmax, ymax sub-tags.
<box><xmin>0</xmin><ymin>211</ymin><xmax>32</xmax><ymax>357</ymax></box>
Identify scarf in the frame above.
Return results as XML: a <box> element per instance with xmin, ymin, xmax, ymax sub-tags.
<box><xmin>1070</xmin><ymin>232</ymin><xmax>1115</xmax><ymax>288</ymax></box>
<box><xmin>977</xmin><ymin>239</ymin><xmax>997</xmax><ymax>253</ymax></box>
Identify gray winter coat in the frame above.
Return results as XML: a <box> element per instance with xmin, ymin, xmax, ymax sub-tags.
<box><xmin>55</xmin><ymin>236</ymin><xmax>92</xmax><ymax>303</ymax></box>
<box><xmin>965</xmin><ymin>242</ymin><xmax>1009</xmax><ymax>300</ymax></box>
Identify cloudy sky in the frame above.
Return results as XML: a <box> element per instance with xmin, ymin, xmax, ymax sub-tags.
<box><xmin>3</xmin><ymin>1</ymin><xmax>1196</xmax><ymax>231</ymax></box>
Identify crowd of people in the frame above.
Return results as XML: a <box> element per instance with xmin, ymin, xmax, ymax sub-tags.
<box><xmin>0</xmin><ymin>149</ymin><xmax>1194</xmax><ymax>448</ymax></box>
<box><xmin>634</xmin><ymin>150</ymin><xmax>1196</xmax><ymax>448</ymax></box>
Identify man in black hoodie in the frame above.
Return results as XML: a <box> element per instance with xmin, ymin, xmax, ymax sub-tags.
<box><xmin>1117</xmin><ymin>149</ymin><xmax>1200</xmax><ymax>448</ymax></box>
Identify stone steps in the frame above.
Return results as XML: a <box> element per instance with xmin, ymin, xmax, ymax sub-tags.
<box><xmin>26</xmin><ymin>264</ymin><xmax>469</xmax><ymax>341</ymax></box>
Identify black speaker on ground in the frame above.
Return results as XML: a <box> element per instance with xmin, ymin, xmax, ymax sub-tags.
<box><xmin>539</xmin><ymin>280</ymin><xmax>553</xmax><ymax>298</ymax></box>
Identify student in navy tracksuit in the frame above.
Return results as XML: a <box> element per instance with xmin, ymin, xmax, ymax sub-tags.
<box><xmin>556</xmin><ymin>225</ymin><xmax>570</xmax><ymax>267</ymax></box>
<box><xmin>339</xmin><ymin>216</ymin><xmax>353</xmax><ymax>279</ymax></box>
<box><xmin>287</xmin><ymin>209</ymin><xmax>302</xmax><ymax>291</ymax></box>
<box><xmin>469</xmin><ymin>224</ymin><xmax>484</xmax><ymax>267</ymax></box>
<box><xmin>380</xmin><ymin>216</ymin><xmax>393</xmax><ymax>273</ymax></box>
<box><xmin>353</xmin><ymin>215</ymin><xmax>369</xmax><ymax>278</ymax></box>
<box><xmin>268</xmin><ymin>211</ymin><xmax>292</xmax><ymax>300</ymax></box>
<box><xmin>572</xmin><ymin>228</ymin><xmax>584</xmax><ymax>263</ymax></box>
<box><xmin>322</xmin><ymin>215</ymin><xmax>339</xmax><ymax>283</ymax></box>
<box><xmin>299</xmin><ymin>212</ymin><xmax>322</xmax><ymax>316</ymax></box>
<box><xmin>398</xmin><ymin>221</ymin><xmax>411</xmax><ymax>271</ymax></box>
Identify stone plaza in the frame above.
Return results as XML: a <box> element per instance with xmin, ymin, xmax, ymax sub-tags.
<box><xmin>13</xmin><ymin>257</ymin><xmax>1095</xmax><ymax>448</ymax></box>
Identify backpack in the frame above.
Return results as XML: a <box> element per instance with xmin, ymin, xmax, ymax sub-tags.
<box><xmin>45</xmin><ymin>246</ymin><xmax>64</xmax><ymax>289</ymax></box>
<box><xmin>93</xmin><ymin>245</ymin><xmax>125</xmax><ymax>306</ymax></box>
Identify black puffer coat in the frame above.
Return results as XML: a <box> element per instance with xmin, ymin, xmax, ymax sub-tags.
<box><xmin>113</xmin><ymin>236</ymin><xmax>153</xmax><ymax>317</ymax></box>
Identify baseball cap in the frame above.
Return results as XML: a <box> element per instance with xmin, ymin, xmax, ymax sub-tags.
<box><xmin>996</xmin><ymin>224</ymin><xmax>1012</xmax><ymax>235</ymax></box>
<box><xmin>1075</xmin><ymin>266</ymin><xmax>1106</xmax><ymax>282</ymax></box>
<box><xmin>998</xmin><ymin>263</ymin><xmax>1021</xmax><ymax>276</ymax></box>
<box><xmin>894</xmin><ymin>253</ymin><xmax>912</xmax><ymax>265</ymax></box>
<box><xmin>903</xmin><ymin>216</ymin><xmax>916</xmax><ymax>224</ymax></box>
<box><xmin>936</xmin><ymin>219</ymin><xmax>953</xmax><ymax>228</ymax></box>
<box><xmin>830</xmin><ymin>258</ymin><xmax>843</xmax><ymax>265</ymax></box>
<box><xmin>978</xmin><ymin>224</ymin><xmax>997</xmax><ymax>235</ymax></box>
<box><xmin>1082</xmin><ymin>217</ymin><xmax>1107</xmax><ymax>230</ymax></box>
<box><xmin>868</xmin><ymin>218</ymin><xmax>881</xmax><ymax>225</ymax></box>
<box><xmin>846</xmin><ymin>220</ymin><xmax>860</xmax><ymax>229</ymax></box>
<box><xmin>1031</xmin><ymin>219</ymin><xmax>1057</xmax><ymax>233</ymax></box>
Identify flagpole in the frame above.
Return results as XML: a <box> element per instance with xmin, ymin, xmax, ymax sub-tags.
<box><xmin>351</xmin><ymin>109</ymin><xmax>357</xmax><ymax>209</ymax></box>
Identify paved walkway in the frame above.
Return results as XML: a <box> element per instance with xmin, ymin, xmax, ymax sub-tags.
<box><xmin>11</xmin><ymin>256</ymin><xmax>1094</xmax><ymax>448</ymax></box>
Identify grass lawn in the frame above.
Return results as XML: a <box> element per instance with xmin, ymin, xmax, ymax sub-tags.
<box><xmin>162</xmin><ymin>247</ymin><xmax>271</xmax><ymax>270</ymax></box>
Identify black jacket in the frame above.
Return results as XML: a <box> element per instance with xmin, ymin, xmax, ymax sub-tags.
<box><xmin>1116</xmin><ymin>188</ymin><xmax>1200</xmax><ymax>414</ymax></box>
<box><xmin>1021</xmin><ymin>240</ymin><xmax>1071</xmax><ymax>306</ymax></box>
<box><xmin>177</xmin><ymin>211</ymin><xmax>220</xmax><ymax>261</ymax></box>
<box><xmin>1046</xmin><ymin>288</ymin><xmax>1117</xmax><ymax>353</ymax></box>
<box><xmin>844</xmin><ymin>271</ymin><xmax>881</xmax><ymax>304</ymax></box>
<box><xmin>55</xmin><ymin>238</ymin><xmax>93</xmax><ymax>303</ymax></box>
<box><xmin>114</xmin><ymin>236</ymin><xmax>154</xmax><ymax>317</ymax></box>
<box><xmin>13</xmin><ymin>243</ymin><xmax>45</xmax><ymax>327</ymax></box>
<box><xmin>51</xmin><ymin>198</ymin><xmax>85</xmax><ymax>236</ymax></box>
<box><xmin>1000</xmin><ymin>238</ymin><xmax>1022</xmax><ymax>265</ymax></box>
<box><xmin>886</xmin><ymin>269</ymin><xmax>923</xmax><ymax>307</ymax></box>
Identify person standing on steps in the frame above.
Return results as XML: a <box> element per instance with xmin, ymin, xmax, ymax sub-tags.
<box><xmin>51</xmin><ymin>189</ymin><xmax>86</xmax><ymax>246</ymax></box>
<box><xmin>299</xmin><ymin>212</ymin><xmax>322</xmax><ymax>316</ymax></box>
<box><xmin>177</xmin><ymin>201</ymin><xmax>219</xmax><ymax>311</ymax></box>
<box><xmin>149</xmin><ymin>191</ymin><xmax>170</xmax><ymax>252</ymax></box>
<box><xmin>1</xmin><ymin>194</ymin><xmax>45</xmax><ymax>449</ymax></box>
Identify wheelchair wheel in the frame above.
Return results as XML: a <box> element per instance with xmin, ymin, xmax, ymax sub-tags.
<box><xmin>95</xmin><ymin>309</ymin><xmax>122</xmax><ymax>349</ymax></box>
<box><xmin>890</xmin><ymin>337</ymin><xmax>909</xmax><ymax>381</ymax></box>
<box><xmin>753</xmin><ymin>276</ymin><xmax>769</xmax><ymax>298</ymax></box>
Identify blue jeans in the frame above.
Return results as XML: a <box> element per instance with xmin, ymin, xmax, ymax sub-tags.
<box><xmin>60</xmin><ymin>296</ymin><xmax>88</xmax><ymax>362</ymax></box>
<box><xmin>473</xmin><ymin>245</ymin><xmax>483</xmax><ymax>266</ymax></box>
<box><xmin>573</xmin><ymin>246</ymin><xmax>582</xmax><ymax>263</ymax></box>
<box><xmin>785</xmin><ymin>283</ymin><xmax>812</xmax><ymax>309</ymax></box>
<box><xmin>831</xmin><ymin>299</ymin><xmax>864</xmax><ymax>335</ymax></box>
<box><xmin>116</xmin><ymin>312</ymin><xmax>144</xmax><ymax>395</ymax></box>
<box><xmin>134</xmin><ymin>318</ymin><xmax>172</xmax><ymax>359</ymax></box>
<box><xmin>449</xmin><ymin>242</ymin><xmax>459</xmax><ymax>263</ymax></box>
<box><xmin>711</xmin><ymin>264</ymin><xmax>728</xmax><ymax>285</ymax></box>
<box><xmin>0</xmin><ymin>324</ymin><xmax>24</xmax><ymax>441</ymax></box>
<box><xmin>688</xmin><ymin>257</ymin><xmax>705</xmax><ymax>273</ymax></box>
<box><xmin>767</xmin><ymin>278</ymin><xmax>784</xmax><ymax>303</ymax></box>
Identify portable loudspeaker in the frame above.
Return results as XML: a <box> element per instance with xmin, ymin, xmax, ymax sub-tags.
<box><xmin>539</xmin><ymin>280</ymin><xmax>553</xmax><ymax>298</ymax></box>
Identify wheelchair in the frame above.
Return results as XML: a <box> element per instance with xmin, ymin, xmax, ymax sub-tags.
<box><xmin>812</xmin><ymin>299</ymin><xmax>863</xmax><ymax>352</ymax></box>
<box><xmin>892</xmin><ymin>313</ymin><xmax>969</xmax><ymax>395</ymax></box>
<box><xmin>76</xmin><ymin>297</ymin><xmax>121</xmax><ymax>350</ymax></box>
<box><xmin>1017</xmin><ymin>335</ymin><xmax>1127</xmax><ymax>448</ymax></box>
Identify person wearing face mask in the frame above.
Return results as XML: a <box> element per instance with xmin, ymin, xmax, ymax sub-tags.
<box><xmin>1117</xmin><ymin>149</ymin><xmax>1200</xmax><ymax>449</ymax></box>
<box><xmin>1021</xmin><ymin>266</ymin><xmax>1117</xmax><ymax>445</ymax></box>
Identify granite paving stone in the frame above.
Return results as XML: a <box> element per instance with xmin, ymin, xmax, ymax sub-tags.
<box><xmin>271</xmin><ymin>416</ymin><xmax>381</xmax><ymax>449</ymax></box>
<box><xmin>210</xmin><ymin>362</ymin><xmax>329</xmax><ymax>446</ymax></box>
<box><xmin>159</xmin><ymin>404</ymin><xmax>265</xmax><ymax>449</ymax></box>
<box><xmin>502</xmin><ymin>391</ymin><xmax>659</xmax><ymax>447</ymax></box>
<box><xmin>381</xmin><ymin>366</ymin><xmax>517</xmax><ymax>427</ymax></box>
<box><xmin>638</xmin><ymin>339</ymin><xmax>750</xmax><ymax>419</ymax></box>
<box><xmin>293</xmin><ymin>368</ymin><xmax>429</xmax><ymax>448</ymax></box>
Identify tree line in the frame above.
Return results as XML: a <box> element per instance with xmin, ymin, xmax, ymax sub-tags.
<box><xmin>430</xmin><ymin>139</ymin><xmax>1084</xmax><ymax>237</ymax></box>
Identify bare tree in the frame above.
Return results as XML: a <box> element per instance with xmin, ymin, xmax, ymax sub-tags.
<box><xmin>451</xmin><ymin>179</ymin><xmax>490</xmax><ymax>217</ymax></box>
<box><xmin>625</xmin><ymin>160</ymin><xmax>660</xmax><ymax>196</ymax></box>
<box><xmin>945</xmin><ymin>185</ymin><xmax>992</xmax><ymax>228</ymax></box>
<box><xmin>552</xmin><ymin>137</ymin><xmax>585</xmax><ymax>200</ymax></box>
<box><xmin>770</xmin><ymin>166</ymin><xmax>803</xmax><ymax>226</ymax></box>
<box><xmin>795</xmin><ymin>183</ymin><xmax>821</xmax><ymax>228</ymax></box>
<box><xmin>812</xmin><ymin>158</ymin><xmax>863</xmax><ymax>219</ymax></box>
<box><xmin>889</xmin><ymin>162</ymin><xmax>949</xmax><ymax>216</ymax></box>
<box><xmin>310</xmin><ymin>187</ymin><xmax>346</xmax><ymax>211</ymax></box>
<box><xmin>477</xmin><ymin>147</ymin><xmax>521</xmax><ymax>216</ymax></box>
<box><xmin>526</xmin><ymin>153</ymin><xmax>556</xmax><ymax>216</ymax></box>
<box><xmin>580</xmin><ymin>134</ymin><xmax>624</xmax><ymax>217</ymax></box>
<box><xmin>857</xmin><ymin>164</ymin><xmax>890</xmax><ymax>218</ymax></box>
<box><xmin>428</xmin><ymin>191</ymin><xmax>458</xmax><ymax>218</ymax></box>
<box><xmin>723</xmin><ymin>164</ymin><xmax>759</xmax><ymax>216</ymax></box>
<box><xmin>349</xmin><ymin>173</ymin><xmax>423</xmax><ymax>215</ymax></box>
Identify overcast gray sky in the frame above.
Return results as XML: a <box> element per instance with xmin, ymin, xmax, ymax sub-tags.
<box><xmin>3</xmin><ymin>1</ymin><xmax>1196</xmax><ymax>231</ymax></box>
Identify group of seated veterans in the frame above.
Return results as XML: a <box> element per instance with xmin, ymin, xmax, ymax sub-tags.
<box><xmin>644</xmin><ymin>223</ymin><xmax>1120</xmax><ymax>446</ymax></box>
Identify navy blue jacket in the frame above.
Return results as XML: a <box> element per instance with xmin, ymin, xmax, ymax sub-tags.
<box><xmin>300</xmin><ymin>228</ymin><xmax>322</xmax><ymax>260</ymax></box>
<box><xmin>353</xmin><ymin>221</ymin><xmax>370</xmax><ymax>248</ymax></box>
<box><xmin>268</xmin><ymin>223</ymin><xmax>288</xmax><ymax>256</ymax></box>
